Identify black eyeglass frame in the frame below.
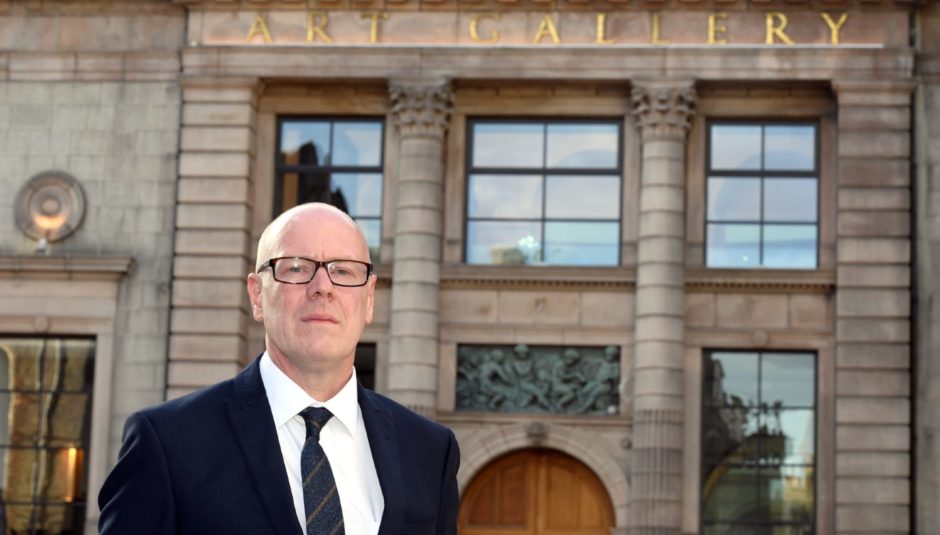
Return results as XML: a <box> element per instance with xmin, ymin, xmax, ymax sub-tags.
<box><xmin>256</xmin><ymin>256</ymin><xmax>374</xmax><ymax>287</ymax></box>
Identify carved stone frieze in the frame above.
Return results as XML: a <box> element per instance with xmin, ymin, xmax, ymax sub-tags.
<box><xmin>456</xmin><ymin>344</ymin><xmax>621</xmax><ymax>415</ymax></box>
<box><xmin>389</xmin><ymin>79</ymin><xmax>453</xmax><ymax>139</ymax></box>
<box><xmin>630</xmin><ymin>81</ymin><xmax>696</xmax><ymax>142</ymax></box>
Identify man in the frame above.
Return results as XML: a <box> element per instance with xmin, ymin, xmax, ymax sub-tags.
<box><xmin>98</xmin><ymin>203</ymin><xmax>460</xmax><ymax>535</ymax></box>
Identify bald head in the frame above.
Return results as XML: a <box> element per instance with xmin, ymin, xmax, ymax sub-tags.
<box><xmin>255</xmin><ymin>203</ymin><xmax>370</xmax><ymax>271</ymax></box>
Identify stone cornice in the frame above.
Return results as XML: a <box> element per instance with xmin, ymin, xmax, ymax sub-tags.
<box><xmin>173</xmin><ymin>0</ymin><xmax>923</xmax><ymax>10</ymax></box>
<box><xmin>0</xmin><ymin>51</ymin><xmax>180</xmax><ymax>82</ymax></box>
<box><xmin>0</xmin><ymin>255</ymin><xmax>134</xmax><ymax>281</ymax></box>
<box><xmin>685</xmin><ymin>267</ymin><xmax>836</xmax><ymax>294</ymax></box>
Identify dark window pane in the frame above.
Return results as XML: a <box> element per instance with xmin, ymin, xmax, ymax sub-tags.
<box><xmin>5</xmin><ymin>393</ymin><xmax>44</xmax><ymax>446</ymax></box>
<box><xmin>543</xmin><ymin>222</ymin><xmax>619</xmax><ymax>266</ymax></box>
<box><xmin>707</xmin><ymin>224</ymin><xmax>760</xmax><ymax>268</ymax></box>
<box><xmin>708</xmin><ymin>177</ymin><xmax>761</xmax><ymax>221</ymax></box>
<box><xmin>281</xmin><ymin>121</ymin><xmax>330</xmax><ymax>165</ymax></box>
<box><xmin>545</xmin><ymin>175</ymin><xmax>619</xmax><ymax>219</ymax></box>
<box><xmin>331</xmin><ymin>173</ymin><xmax>382</xmax><ymax>217</ymax></box>
<box><xmin>764</xmin><ymin>125</ymin><xmax>815</xmax><ymax>171</ymax></box>
<box><xmin>332</xmin><ymin>122</ymin><xmax>382</xmax><ymax>166</ymax></box>
<box><xmin>703</xmin><ymin>407</ymin><xmax>761</xmax><ymax>469</ymax></box>
<box><xmin>702</xmin><ymin>465</ymin><xmax>761</xmax><ymax>522</ymax></box>
<box><xmin>545</xmin><ymin>124</ymin><xmax>618</xmax><ymax>169</ymax></box>
<box><xmin>468</xmin><ymin>174</ymin><xmax>543</xmax><ymax>219</ymax></box>
<box><xmin>472</xmin><ymin>123</ymin><xmax>543</xmax><ymax>168</ymax></box>
<box><xmin>763</xmin><ymin>178</ymin><xmax>817</xmax><ymax>223</ymax></box>
<box><xmin>760</xmin><ymin>465</ymin><xmax>814</xmax><ymax>523</ymax></box>
<box><xmin>46</xmin><ymin>393</ymin><xmax>92</xmax><ymax>448</ymax></box>
<box><xmin>763</xmin><ymin>225</ymin><xmax>817</xmax><ymax>268</ymax></box>
<box><xmin>355</xmin><ymin>344</ymin><xmax>376</xmax><ymax>390</ymax></box>
<box><xmin>466</xmin><ymin>221</ymin><xmax>542</xmax><ymax>265</ymax></box>
<box><xmin>761</xmin><ymin>354</ymin><xmax>815</xmax><ymax>408</ymax></box>
<box><xmin>711</xmin><ymin>125</ymin><xmax>762</xmax><ymax>171</ymax></box>
<box><xmin>705</xmin><ymin>353</ymin><xmax>759</xmax><ymax>407</ymax></box>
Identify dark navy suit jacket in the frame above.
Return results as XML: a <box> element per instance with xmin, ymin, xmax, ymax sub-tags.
<box><xmin>98</xmin><ymin>357</ymin><xmax>460</xmax><ymax>535</ymax></box>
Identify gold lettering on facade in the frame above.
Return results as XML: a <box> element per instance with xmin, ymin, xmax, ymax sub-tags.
<box><xmin>533</xmin><ymin>14</ymin><xmax>561</xmax><ymax>44</ymax></box>
<box><xmin>470</xmin><ymin>13</ymin><xmax>500</xmax><ymax>44</ymax></box>
<box><xmin>651</xmin><ymin>13</ymin><xmax>670</xmax><ymax>45</ymax></box>
<box><xmin>307</xmin><ymin>11</ymin><xmax>334</xmax><ymax>43</ymax></box>
<box><xmin>765</xmin><ymin>12</ymin><xmax>794</xmax><ymax>45</ymax></box>
<box><xmin>708</xmin><ymin>12</ymin><xmax>728</xmax><ymax>45</ymax></box>
<box><xmin>362</xmin><ymin>12</ymin><xmax>388</xmax><ymax>44</ymax></box>
<box><xmin>821</xmin><ymin>12</ymin><xmax>848</xmax><ymax>45</ymax></box>
<box><xmin>596</xmin><ymin>13</ymin><xmax>614</xmax><ymax>45</ymax></box>
<box><xmin>246</xmin><ymin>14</ymin><xmax>273</xmax><ymax>43</ymax></box>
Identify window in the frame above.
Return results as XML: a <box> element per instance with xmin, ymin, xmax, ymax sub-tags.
<box><xmin>456</xmin><ymin>344</ymin><xmax>620</xmax><ymax>415</ymax></box>
<box><xmin>706</xmin><ymin>122</ymin><xmax>818</xmax><ymax>269</ymax></box>
<box><xmin>465</xmin><ymin>119</ymin><xmax>622</xmax><ymax>266</ymax></box>
<box><xmin>0</xmin><ymin>337</ymin><xmax>95</xmax><ymax>535</ymax></box>
<box><xmin>276</xmin><ymin>118</ymin><xmax>385</xmax><ymax>260</ymax></box>
<box><xmin>702</xmin><ymin>351</ymin><xmax>816</xmax><ymax>534</ymax></box>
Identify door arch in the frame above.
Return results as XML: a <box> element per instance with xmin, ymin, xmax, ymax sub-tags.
<box><xmin>459</xmin><ymin>448</ymin><xmax>614</xmax><ymax>535</ymax></box>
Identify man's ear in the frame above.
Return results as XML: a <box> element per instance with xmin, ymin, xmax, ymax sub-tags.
<box><xmin>247</xmin><ymin>273</ymin><xmax>264</xmax><ymax>322</ymax></box>
<box><xmin>364</xmin><ymin>274</ymin><xmax>376</xmax><ymax>324</ymax></box>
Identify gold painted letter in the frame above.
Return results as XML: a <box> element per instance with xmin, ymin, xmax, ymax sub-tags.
<box><xmin>470</xmin><ymin>13</ymin><xmax>500</xmax><ymax>44</ymax></box>
<box><xmin>821</xmin><ymin>12</ymin><xmax>848</xmax><ymax>45</ymax></box>
<box><xmin>246</xmin><ymin>13</ymin><xmax>273</xmax><ymax>43</ymax></box>
<box><xmin>533</xmin><ymin>14</ymin><xmax>560</xmax><ymax>44</ymax></box>
<box><xmin>708</xmin><ymin>12</ymin><xmax>728</xmax><ymax>45</ymax></box>
<box><xmin>362</xmin><ymin>12</ymin><xmax>388</xmax><ymax>44</ymax></box>
<box><xmin>596</xmin><ymin>13</ymin><xmax>614</xmax><ymax>44</ymax></box>
<box><xmin>651</xmin><ymin>13</ymin><xmax>670</xmax><ymax>45</ymax></box>
<box><xmin>307</xmin><ymin>11</ymin><xmax>334</xmax><ymax>43</ymax></box>
<box><xmin>765</xmin><ymin>12</ymin><xmax>794</xmax><ymax>45</ymax></box>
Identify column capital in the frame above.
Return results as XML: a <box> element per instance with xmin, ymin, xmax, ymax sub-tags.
<box><xmin>389</xmin><ymin>78</ymin><xmax>453</xmax><ymax>139</ymax></box>
<box><xmin>630</xmin><ymin>80</ymin><xmax>696</xmax><ymax>142</ymax></box>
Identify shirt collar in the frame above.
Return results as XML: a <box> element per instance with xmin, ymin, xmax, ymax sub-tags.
<box><xmin>259</xmin><ymin>352</ymin><xmax>360</xmax><ymax>437</ymax></box>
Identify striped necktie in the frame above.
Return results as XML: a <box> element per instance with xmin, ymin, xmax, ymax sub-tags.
<box><xmin>299</xmin><ymin>407</ymin><xmax>345</xmax><ymax>535</ymax></box>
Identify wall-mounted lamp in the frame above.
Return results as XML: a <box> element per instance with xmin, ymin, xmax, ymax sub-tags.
<box><xmin>14</xmin><ymin>171</ymin><xmax>86</xmax><ymax>254</ymax></box>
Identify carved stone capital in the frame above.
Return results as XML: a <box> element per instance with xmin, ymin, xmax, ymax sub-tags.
<box><xmin>389</xmin><ymin>78</ymin><xmax>453</xmax><ymax>139</ymax></box>
<box><xmin>630</xmin><ymin>81</ymin><xmax>696</xmax><ymax>142</ymax></box>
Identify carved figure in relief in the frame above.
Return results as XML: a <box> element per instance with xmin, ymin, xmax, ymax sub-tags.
<box><xmin>550</xmin><ymin>349</ymin><xmax>586</xmax><ymax>412</ymax></box>
<box><xmin>478</xmin><ymin>349</ymin><xmax>514</xmax><ymax>410</ymax></box>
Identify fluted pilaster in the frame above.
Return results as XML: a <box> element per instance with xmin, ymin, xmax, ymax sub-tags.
<box><xmin>386</xmin><ymin>78</ymin><xmax>453</xmax><ymax>417</ymax></box>
<box><xmin>628</xmin><ymin>80</ymin><xmax>696</xmax><ymax>535</ymax></box>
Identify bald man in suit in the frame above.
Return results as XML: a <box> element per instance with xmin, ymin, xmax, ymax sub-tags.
<box><xmin>99</xmin><ymin>203</ymin><xmax>460</xmax><ymax>534</ymax></box>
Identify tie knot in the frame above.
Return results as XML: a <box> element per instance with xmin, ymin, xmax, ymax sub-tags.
<box><xmin>299</xmin><ymin>406</ymin><xmax>333</xmax><ymax>440</ymax></box>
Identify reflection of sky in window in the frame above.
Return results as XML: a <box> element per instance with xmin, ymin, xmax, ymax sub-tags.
<box><xmin>760</xmin><ymin>354</ymin><xmax>814</xmax><ymax>407</ymax></box>
<box><xmin>543</xmin><ymin>222</ymin><xmax>619</xmax><ymax>265</ymax></box>
<box><xmin>708</xmin><ymin>177</ymin><xmax>760</xmax><ymax>221</ymax></box>
<box><xmin>711</xmin><ymin>125</ymin><xmax>761</xmax><ymax>170</ymax></box>
<box><xmin>764</xmin><ymin>126</ymin><xmax>815</xmax><ymax>171</ymax></box>
<box><xmin>709</xmin><ymin>353</ymin><xmax>758</xmax><ymax>407</ymax></box>
<box><xmin>546</xmin><ymin>124</ymin><xmax>618</xmax><ymax>169</ymax></box>
<box><xmin>763</xmin><ymin>225</ymin><xmax>817</xmax><ymax>268</ymax></box>
<box><xmin>472</xmin><ymin>124</ymin><xmax>544</xmax><ymax>168</ymax></box>
<box><xmin>763</xmin><ymin>179</ymin><xmax>817</xmax><ymax>222</ymax></box>
<box><xmin>282</xmin><ymin>122</ymin><xmax>330</xmax><ymax>163</ymax></box>
<box><xmin>331</xmin><ymin>173</ymin><xmax>382</xmax><ymax>216</ymax></box>
<box><xmin>332</xmin><ymin>122</ymin><xmax>382</xmax><ymax>166</ymax></box>
<box><xmin>545</xmin><ymin>175</ymin><xmax>619</xmax><ymax>219</ymax></box>
<box><xmin>468</xmin><ymin>175</ymin><xmax>542</xmax><ymax>218</ymax></box>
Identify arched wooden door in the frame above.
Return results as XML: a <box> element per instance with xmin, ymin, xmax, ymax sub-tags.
<box><xmin>459</xmin><ymin>449</ymin><xmax>614</xmax><ymax>535</ymax></box>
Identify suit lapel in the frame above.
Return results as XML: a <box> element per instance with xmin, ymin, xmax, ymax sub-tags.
<box><xmin>226</xmin><ymin>357</ymin><xmax>303</xmax><ymax>535</ymax></box>
<box><xmin>359</xmin><ymin>386</ymin><xmax>404</xmax><ymax>535</ymax></box>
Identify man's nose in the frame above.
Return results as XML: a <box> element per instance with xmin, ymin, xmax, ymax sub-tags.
<box><xmin>306</xmin><ymin>264</ymin><xmax>334</xmax><ymax>295</ymax></box>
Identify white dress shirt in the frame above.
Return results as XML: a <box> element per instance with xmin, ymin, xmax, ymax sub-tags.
<box><xmin>260</xmin><ymin>353</ymin><xmax>384</xmax><ymax>535</ymax></box>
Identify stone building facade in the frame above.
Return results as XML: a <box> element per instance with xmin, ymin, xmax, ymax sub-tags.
<box><xmin>0</xmin><ymin>1</ymin><xmax>938</xmax><ymax>534</ymax></box>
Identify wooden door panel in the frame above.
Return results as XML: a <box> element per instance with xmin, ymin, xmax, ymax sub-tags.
<box><xmin>460</xmin><ymin>449</ymin><xmax>614</xmax><ymax>535</ymax></box>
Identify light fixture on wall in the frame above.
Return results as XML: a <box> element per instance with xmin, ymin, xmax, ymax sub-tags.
<box><xmin>14</xmin><ymin>171</ymin><xmax>86</xmax><ymax>254</ymax></box>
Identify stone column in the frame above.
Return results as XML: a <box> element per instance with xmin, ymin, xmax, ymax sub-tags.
<box><xmin>386</xmin><ymin>78</ymin><xmax>453</xmax><ymax>417</ymax></box>
<box><xmin>628</xmin><ymin>80</ymin><xmax>696</xmax><ymax>535</ymax></box>
<box><xmin>168</xmin><ymin>77</ymin><xmax>262</xmax><ymax>399</ymax></box>
<box><xmin>832</xmin><ymin>80</ymin><xmax>913</xmax><ymax>534</ymax></box>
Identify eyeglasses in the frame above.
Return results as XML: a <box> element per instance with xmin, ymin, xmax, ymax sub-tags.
<box><xmin>257</xmin><ymin>257</ymin><xmax>373</xmax><ymax>287</ymax></box>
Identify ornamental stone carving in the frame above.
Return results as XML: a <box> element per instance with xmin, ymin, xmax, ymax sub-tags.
<box><xmin>630</xmin><ymin>81</ymin><xmax>696</xmax><ymax>141</ymax></box>
<box><xmin>389</xmin><ymin>78</ymin><xmax>453</xmax><ymax>139</ymax></box>
<box><xmin>456</xmin><ymin>344</ymin><xmax>620</xmax><ymax>415</ymax></box>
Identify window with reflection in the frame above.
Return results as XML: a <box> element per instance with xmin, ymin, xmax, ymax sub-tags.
<box><xmin>465</xmin><ymin>120</ymin><xmax>622</xmax><ymax>266</ymax></box>
<box><xmin>277</xmin><ymin>118</ymin><xmax>384</xmax><ymax>260</ymax></box>
<box><xmin>0</xmin><ymin>337</ymin><xmax>95</xmax><ymax>535</ymax></box>
<box><xmin>702</xmin><ymin>350</ymin><xmax>816</xmax><ymax>534</ymax></box>
<box><xmin>706</xmin><ymin>122</ymin><xmax>818</xmax><ymax>269</ymax></box>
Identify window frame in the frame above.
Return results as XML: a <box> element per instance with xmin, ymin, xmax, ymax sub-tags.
<box><xmin>704</xmin><ymin>120</ymin><xmax>821</xmax><ymax>270</ymax></box>
<box><xmin>274</xmin><ymin>115</ymin><xmax>386</xmax><ymax>258</ymax></box>
<box><xmin>700</xmin><ymin>349</ymin><xmax>818</xmax><ymax>534</ymax></box>
<box><xmin>463</xmin><ymin>117</ymin><xmax>625</xmax><ymax>267</ymax></box>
